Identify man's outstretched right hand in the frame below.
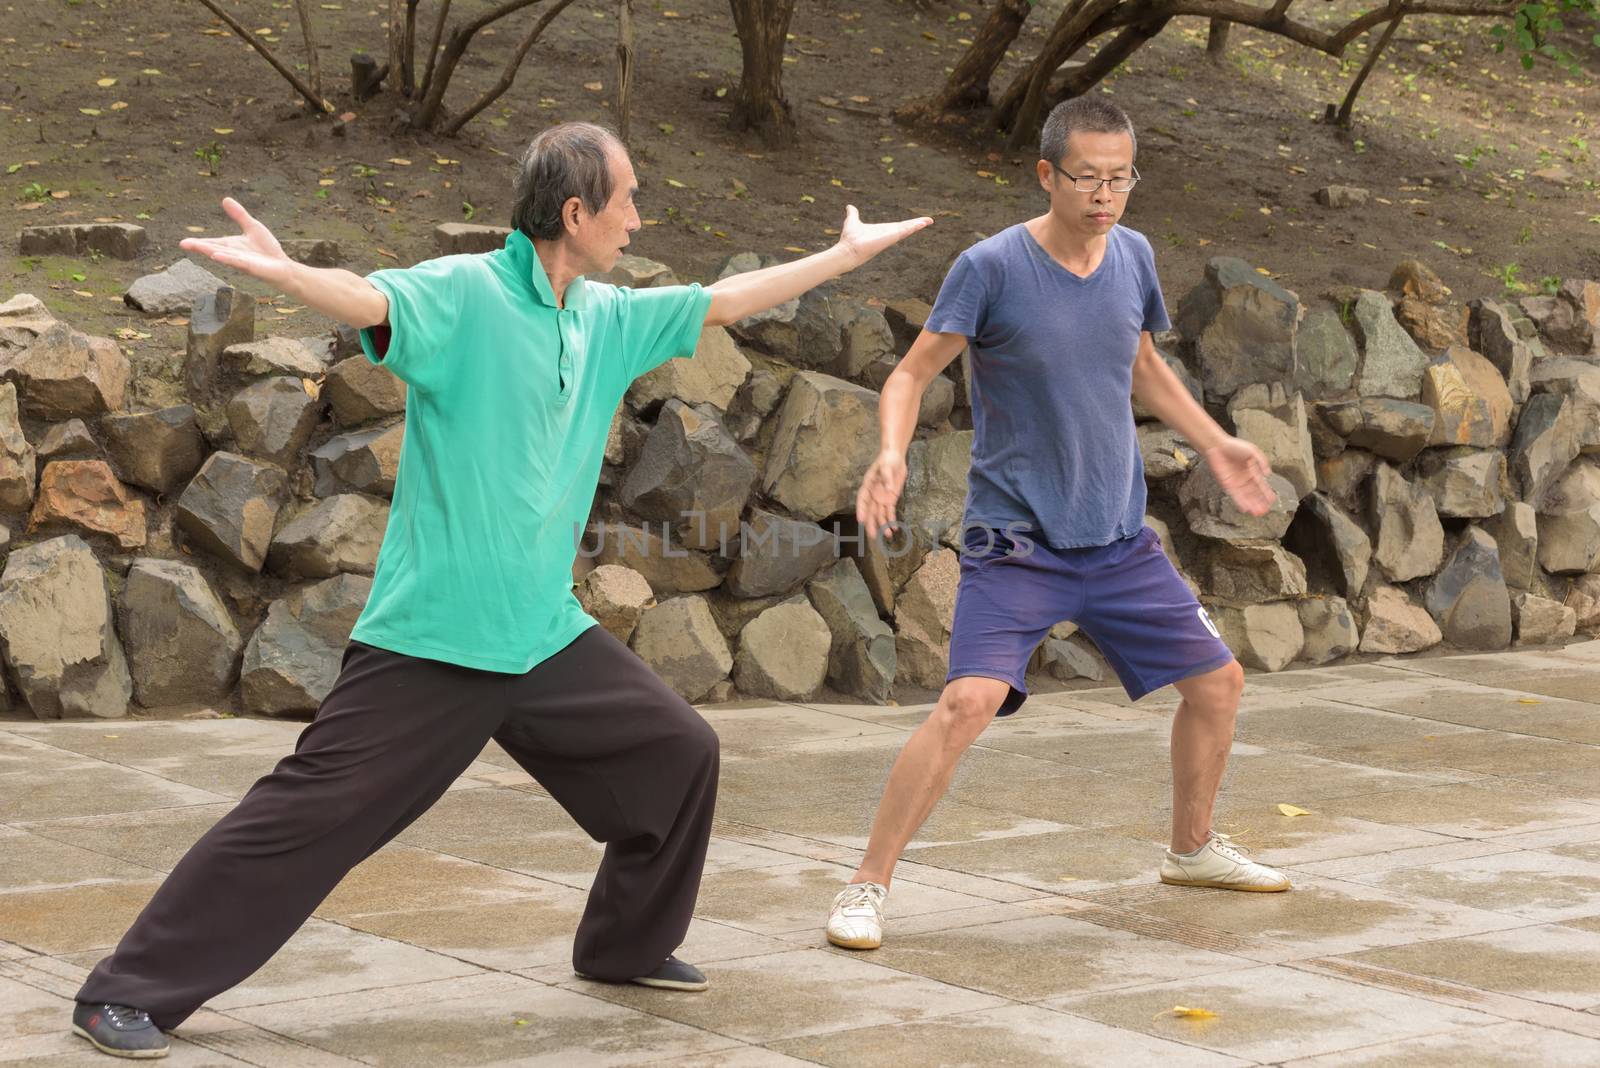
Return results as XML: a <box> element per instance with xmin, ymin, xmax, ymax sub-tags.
<box><xmin>856</xmin><ymin>451</ymin><xmax>908</xmax><ymax>542</ymax></box>
<box><xmin>179</xmin><ymin>198</ymin><xmax>295</xmax><ymax>289</ymax></box>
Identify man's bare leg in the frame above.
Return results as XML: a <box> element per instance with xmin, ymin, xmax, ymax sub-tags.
<box><xmin>1168</xmin><ymin>660</ymin><xmax>1245</xmax><ymax>853</ymax></box>
<box><xmin>850</xmin><ymin>676</ymin><xmax>1012</xmax><ymax>888</ymax></box>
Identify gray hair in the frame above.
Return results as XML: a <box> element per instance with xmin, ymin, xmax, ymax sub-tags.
<box><xmin>1040</xmin><ymin>97</ymin><xmax>1137</xmax><ymax>167</ymax></box>
<box><xmin>510</xmin><ymin>122</ymin><xmax>624</xmax><ymax>241</ymax></box>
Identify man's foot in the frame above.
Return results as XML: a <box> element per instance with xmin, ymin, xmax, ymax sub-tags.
<box><xmin>71</xmin><ymin>1003</ymin><xmax>169</xmax><ymax>1059</ymax></box>
<box><xmin>1161</xmin><ymin>832</ymin><xmax>1291</xmax><ymax>892</ymax></box>
<box><xmin>826</xmin><ymin>881</ymin><xmax>887</xmax><ymax>949</ymax></box>
<box><xmin>575</xmin><ymin>955</ymin><xmax>708</xmax><ymax>992</ymax></box>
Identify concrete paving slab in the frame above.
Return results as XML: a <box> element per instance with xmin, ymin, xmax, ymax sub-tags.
<box><xmin>0</xmin><ymin>879</ymin><xmax>163</xmax><ymax>955</ymax></box>
<box><xmin>900</xmin><ymin>826</ymin><xmax>1167</xmax><ymax>894</ymax></box>
<box><xmin>1341</xmin><ymin>848</ymin><xmax>1600</xmax><ymax>923</ymax></box>
<box><xmin>1048</xmin><ymin>963</ymin><xmax>1496</xmax><ymax>1062</ymax></box>
<box><xmin>1342</xmin><ymin>923</ymin><xmax>1600</xmax><ymax>1011</ymax></box>
<box><xmin>1278</xmin><ymin>1020</ymin><xmax>1600</xmax><ymax>1066</ymax></box>
<box><xmin>1324</xmin><ymin>780</ymin><xmax>1600</xmax><ymax>839</ymax></box>
<box><xmin>14</xmin><ymin>804</ymin><xmax>235</xmax><ymax>873</ymax></box>
<box><xmin>0</xmin><ymin>827</ymin><xmax>161</xmax><ymax>889</ymax></box>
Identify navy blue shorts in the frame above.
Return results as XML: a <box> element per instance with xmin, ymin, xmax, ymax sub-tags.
<box><xmin>947</xmin><ymin>525</ymin><xmax>1236</xmax><ymax>715</ymax></box>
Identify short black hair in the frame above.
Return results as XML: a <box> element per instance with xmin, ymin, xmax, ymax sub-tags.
<box><xmin>1040</xmin><ymin>97</ymin><xmax>1137</xmax><ymax>167</ymax></box>
<box><xmin>510</xmin><ymin>122</ymin><xmax>624</xmax><ymax>241</ymax></box>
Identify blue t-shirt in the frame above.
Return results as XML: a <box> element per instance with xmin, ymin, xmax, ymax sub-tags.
<box><xmin>927</xmin><ymin>223</ymin><xmax>1170</xmax><ymax>549</ymax></box>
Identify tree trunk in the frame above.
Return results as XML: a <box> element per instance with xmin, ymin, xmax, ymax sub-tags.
<box><xmin>1334</xmin><ymin>13</ymin><xmax>1402</xmax><ymax>125</ymax></box>
<box><xmin>999</xmin><ymin>0</ymin><xmax>1122</xmax><ymax>148</ymax></box>
<box><xmin>402</xmin><ymin>0</ymin><xmax>420</xmax><ymax>95</ymax></box>
<box><xmin>615</xmin><ymin>0</ymin><xmax>635</xmax><ymax>143</ymax></box>
<box><xmin>1048</xmin><ymin>16</ymin><xmax>1170</xmax><ymax>113</ymax></box>
<box><xmin>387</xmin><ymin>0</ymin><xmax>406</xmax><ymax>91</ymax></box>
<box><xmin>410</xmin><ymin>0</ymin><xmax>542</xmax><ymax>130</ymax></box>
<box><xmin>727</xmin><ymin>0</ymin><xmax>798</xmax><ymax>146</ymax></box>
<box><xmin>292</xmin><ymin>0</ymin><xmax>323</xmax><ymax>102</ymax></box>
<box><xmin>418</xmin><ymin>0</ymin><xmax>452</xmax><ymax>100</ymax></box>
<box><xmin>906</xmin><ymin>0</ymin><xmax>1032</xmax><ymax>118</ymax></box>
<box><xmin>438</xmin><ymin>0</ymin><xmax>579</xmax><ymax>135</ymax></box>
<box><xmin>1206</xmin><ymin>18</ymin><xmax>1230</xmax><ymax>61</ymax></box>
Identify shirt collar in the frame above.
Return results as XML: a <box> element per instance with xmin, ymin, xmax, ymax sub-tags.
<box><xmin>504</xmin><ymin>228</ymin><xmax>587</xmax><ymax>310</ymax></box>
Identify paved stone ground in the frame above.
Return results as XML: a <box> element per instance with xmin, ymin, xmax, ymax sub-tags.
<box><xmin>5</xmin><ymin>645</ymin><xmax>1600</xmax><ymax>1066</ymax></box>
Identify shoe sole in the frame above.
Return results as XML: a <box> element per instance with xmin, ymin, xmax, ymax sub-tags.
<box><xmin>826</xmin><ymin>932</ymin><xmax>882</xmax><ymax>950</ymax></box>
<box><xmin>1160</xmin><ymin>874</ymin><xmax>1292</xmax><ymax>892</ymax></box>
<box><xmin>573</xmin><ymin>971</ymin><xmax>708</xmax><ymax>993</ymax></box>
<box><xmin>71</xmin><ymin>1025</ymin><xmax>169</xmax><ymax>1059</ymax></box>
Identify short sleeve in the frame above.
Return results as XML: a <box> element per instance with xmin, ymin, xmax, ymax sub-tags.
<box><xmin>358</xmin><ymin>256</ymin><xmax>467</xmax><ymax>392</ymax></box>
<box><xmin>617</xmin><ymin>282</ymin><xmax>713</xmax><ymax>382</ymax></box>
<box><xmin>1136</xmin><ymin>239</ymin><xmax>1171</xmax><ymax>334</ymax></box>
<box><xmin>926</xmin><ymin>253</ymin><xmax>989</xmax><ymax>340</ymax></box>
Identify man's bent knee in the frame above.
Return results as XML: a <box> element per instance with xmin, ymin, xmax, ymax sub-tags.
<box><xmin>1178</xmin><ymin>659</ymin><xmax>1244</xmax><ymax>713</ymax></box>
<box><xmin>929</xmin><ymin>678</ymin><xmax>1008</xmax><ymax>748</ymax></box>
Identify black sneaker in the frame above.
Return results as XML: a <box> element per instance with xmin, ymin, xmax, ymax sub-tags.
<box><xmin>72</xmin><ymin>1002</ymin><xmax>169</xmax><ymax>1059</ymax></box>
<box><xmin>576</xmin><ymin>954</ymin><xmax>708</xmax><ymax>992</ymax></box>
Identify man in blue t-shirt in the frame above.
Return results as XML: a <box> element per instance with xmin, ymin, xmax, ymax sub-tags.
<box><xmin>825</xmin><ymin>98</ymin><xmax>1292</xmax><ymax>952</ymax></box>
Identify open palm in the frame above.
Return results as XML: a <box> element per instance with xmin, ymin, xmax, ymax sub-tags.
<box><xmin>838</xmin><ymin>205</ymin><xmax>933</xmax><ymax>268</ymax></box>
<box><xmin>179</xmin><ymin>198</ymin><xmax>294</xmax><ymax>288</ymax></box>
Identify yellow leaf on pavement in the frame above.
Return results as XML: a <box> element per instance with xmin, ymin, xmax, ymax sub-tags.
<box><xmin>664</xmin><ymin>178</ymin><xmax>687</xmax><ymax>189</ymax></box>
<box><xmin>97</xmin><ymin>77</ymin><xmax>117</xmax><ymax>87</ymax></box>
<box><xmin>1516</xmin><ymin>698</ymin><xmax>1541</xmax><ymax>705</ymax></box>
<box><xmin>1169</xmin><ymin>1006</ymin><xmax>1218</xmax><ymax>1020</ymax></box>
<box><xmin>388</xmin><ymin>157</ymin><xmax>411</xmax><ymax>165</ymax></box>
<box><xmin>1277</xmin><ymin>803</ymin><xmax>1312</xmax><ymax>817</ymax></box>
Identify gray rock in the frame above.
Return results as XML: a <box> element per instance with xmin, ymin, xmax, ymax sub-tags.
<box><xmin>100</xmin><ymin>404</ymin><xmax>203</xmax><ymax>495</ymax></box>
<box><xmin>267</xmin><ymin>494</ymin><xmax>389</xmax><ymax>579</ymax></box>
<box><xmin>627</xmin><ymin>324</ymin><xmax>751</xmax><ymax>414</ymax></box>
<box><xmin>1178</xmin><ymin>463</ymin><xmax>1298</xmax><ymax>543</ymax></box>
<box><xmin>856</xmin><ymin>519</ymin><xmax>928</xmax><ymax>618</ymax></box>
<box><xmin>630</xmin><ymin>595</ymin><xmax>733</xmax><ymax>702</ymax></box>
<box><xmin>900</xmin><ymin>431</ymin><xmax>974</xmax><ymax>552</ymax></box>
<box><xmin>726</xmin><ymin>508</ymin><xmax>837</xmax><ymax>598</ymax></box>
<box><xmin>807</xmin><ymin>559</ymin><xmax>894</xmax><ymax>703</ymax></box>
<box><xmin>576</xmin><ymin>564</ymin><xmax>654</xmax><ymax>644</ymax></box>
<box><xmin>1043</xmin><ymin>633</ymin><xmax>1107</xmax><ymax>682</ymax></box>
<box><xmin>884</xmin><ymin>298</ymin><xmax>932</xmax><ymax>351</ymax></box>
<box><xmin>718</xmin><ymin>253</ymin><xmax>800</xmax><ymax>356</ymax></box>
<box><xmin>124</xmin><ymin>259</ymin><xmax>225</xmax><ymax>316</ymax></box>
<box><xmin>918</xmin><ymin>374</ymin><xmax>957</xmax><ymax>428</ymax></box>
<box><xmin>1522</xmin><ymin>292</ymin><xmax>1592</xmax><ymax>353</ymax></box>
<box><xmin>310</xmin><ymin>422</ymin><xmax>402</xmax><ymax>497</ymax></box>
<box><xmin>37</xmin><ymin>418</ymin><xmax>96</xmax><ymax>461</ymax></box>
<box><xmin>591</xmin><ymin>521</ymin><xmax>724</xmax><ymax>594</ymax></box>
<box><xmin>1528</xmin><ymin>357</ymin><xmax>1600</xmax><ymax>455</ymax></box>
<box><xmin>1509</xmin><ymin>392</ymin><xmax>1580</xmax><ymax>509</ymax></box>
<box><xmin>1316</xmin><ymin>185</ymin><xmax>1370</xmax><ymax>208</ymax></box>
<box><xmin>1565</xmin><ymin>573</ymin><xmax>1600</xmax><ymax>632</ymax></box>
<box><xmin>1512</xmin><ymin>591</ymin><xmax>1576</xmax><ymax>646</ymax></box>
<box><xmin>1360</xmin><ymin>585</ymin><xmax>1443</xmax><ymax>654</ymax></box>
<box><xmin>894</xmin><ymin>548</ymin><xmax>959</xmax><ymax>689</ymax></box>
<box><xmin>1175</xmin><ymin>256</ymin><xmax>1299</xmax><ymax>401</ymax></box>
<box><xmin>1425</xmin><ymin>528</ymin><xmax>1512</xmax><ymax>649</ymax></box>
<box><xmin>1468</xmin><ymin>298</ymin><xmax>1534</xmax><ymax>404</ymax></box>
<box><xmin>1205</xmin><ymin>542</ymin><xmax>1307</xmax><ymax>603</ymax></box>
<box><xmin>595</xmin><ymin>254</ymin><xmax>679</xmax><ymax>288</ymax></box>
<box><xmin>0</xmin><ymin>382</ymin><xmax>36</xmax><ymax>513</ymax></box>
<box><xmin>837</xmin><ymin>301</ymin><xmax>894</xmax><ymax>380</ymax></box>
<box><xmin>185</xmin><ymin>285</ymin><xmax>255</xmax><ymax>397</ymax></box>
<box><xmin>1370</xmin><ymin>463</ymin><xmax>1444</xmax><ymax>582</ymax></box>
<box><xmin>1535</xmin><ymin>461</ymin><xmax>1600</xmax><ymax>574</ymax></box>
<box><xmin>763</xmin><ymin>371</ymin><xmax>881</xmax><ymax>521</ymax></box>
<box><xmin>1298</xmin><ymin>597</ymin><xmax>1360</xmax><ymax>665</ymax></box>
<box><xmin>1318</xmin><ymin>397</ymin><xmax>1435</xmax><ymax>462</ymax></box>
<box><xmin>1295</xmin><ymin>308</ymin><xmax>1359</xmax><ymax>396</ymax></box>
<box><xmin>1139</xmin><ymin>425</ymin><xmax>1199</xmax><ymax>482</ymax></box>
<box><xmin>0</xmin><ymin>535</ymin><xmax>132</xmax><ymax>718</ymax></box>
<box><xmin>1228</xmin><ymin>384</ymin><xmax>1315</xmax><ymax>498</ymax></box>
<box><xmin>280</xmin><ymin>238</ymin><xmax>343</xmax><ymax>268</ymax></box>
<box><xmin>1487</xmin><ymin>502</ymin><xmax>1539</xmax><ymax>592</ymax></box>
<box><xmin>325</xmin><ymin>355</ymin><xmax>405</xmax><ymax>426</ymax></box>
<box><xmin>703</xmin><ymin>588</ymin><xmax>791</xmax><ymax>642</ymax></box>
<box><xmin>1315</xmin><ymin>450</ymin><xmax>1377</xmax><ymax>513</ymax></box>
<box><xmin>1353</xmin><ymin>289</ymin><xmax>1429</xmax><ymax>400</ymax></box>
<box><xmin>175</xmin><ymin>451</ymin><xmax>290</xmax><ymax>572</ymax></box>
<box><xmin>119</xmin><ymin>558</ymin><xmax>242</xmax><ymax>706</ymax></box>
<box><xmin>734</xmin><ymin>600</ymin><xmax>832</xmax><ymax>700</ymax></box>
<box><xmin>0</xmin><ymin>293</ymin><xmax>57</xmax><ymax>354</ymax></box>
<box><xmin>221</xmin><ymin>337</ymin><xmax>326</xmax><ymax>383</ymax></box>
<box><xmin>1423</xmin><ymin>346</ymin><xmax>1513</xmax><ymax>448</ymax></box>
<box><xmin>0</xmin><ymin>322</ymin><xmax>129</xmax><ymax>420</ymax></box>
<box><xmin>1212</xmin><ymin>602</ymin><xmax>1302</xmax><ymax>671</ymax></box>
<box><xmin>434</xmin><ymin>222</ymin><xmax>510</xmax><ymax>255</ymax></box>
<box><xmin>226</xmin><ymin>377</ymin><xmax>321</xmax><ymax>468</ymax></box>
<box><xmin>241</xmin><ymin>573</ymin><xmax>371</xmax><ymax>716</ymax></box>
<box><xmin>20</xmin><ymin>222</ymin><xmax>146</xmax><ymax>260</ymax></box>
<box><xmin>622</xmin><ymin>401</ymin><xmax>757</xmax><ymax>552</ymax></box>
<box><xmin>1416</xmin><ymin>449</ymin><xmax>1507</xmax><ymax>519</ymax></box>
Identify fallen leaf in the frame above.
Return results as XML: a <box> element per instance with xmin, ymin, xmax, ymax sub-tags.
<box><xmin>184</xmin><ymin>225</ymin><xmax>205</xmax><ymax>233</ymax></box>
<box><xmin>583</xmin><ymin>81</ymin><xmax>603</xmax><ymax>91</ymax></box>
<box><xmin>783</xmin><ymin>245</ymin><xmax>807</xmax><ymax>253</ymax></box>
<box><xmin>799</xmin><ymin>194</ymin><xmax>815</xmax><ymax>203</ymax></box>
<box><xmin>1277</xmin><ymin>803</ymin><xmax>1312</xmax><ymax>817</ymax></box>
<box><xmin>110</xmin><ymin>101</ymin><xmax>128</xmax><ymax>110</ymax></box>
<box><xmin>318</xmin><ymin>178</ymin><xmax>336</xmax><ymax>186</ymax></box>
<box><xmin>849</xmin><ymin>94</ymin><xmax>871</xmax><ymax>104</ymax></box>
<box><xmin>70</xmin><ymin>272</ymin><xmax>86</xmax><ymax>281</ymax></box>
<box><xmin>213</xmin><ymin>128</ymin><xmax>234</xmax><ymax>135</ymax></box>
<box><xmin>50</xmin><ymin>189</ymin><xmax>71</xmax><ymax>199</ymax></box>
<box><xmin>387</xmin><ymin>157</ymin><xmax>411</xmax><ymax>165</ymax></box>
<box><xmin>73</xmin><ymin>289</ymin><xmax>94</xmax><ymax>297</ymax></box>
<box><xmin>1172</xmin><ymin>449</ymin><xmax>1189</xmax><ymax>467</ymax></box>
<box><xmin>142</xmin><ymin>67</ymin><xmax>162</xmax><ymax>75</ymax></box>
<box><xmin>79</xmin><ymin>108</ymin><xmax>102</xmax><ymax>116</ymax></box>
<box><xmin>664</xmin><ymin>178</ymin><xmax>687</xmax><ymax>189</ymax></box>
<box><xmin>1166</xmin><ymin>1006</ymin><xmax>1218</xmax><ymax>1020</ymax></box>
<box><xmin>376</xmin><ymin>248</ymin><xmax>399</xmax><ymax>260</ymax></box>
<box><xmin>96</xmin><ymin>77</ymin><xmax>117</xmax><ymax>87</ymax></box>
<box><xmin>302</xmin><ymin>378</ymin><xmax>321</xmax><ymax>399</ymax></box>
<box><xmin>1516</xmin><ymin>698</ymin><xmax>1542</xmax><ymax>705</ymax></box>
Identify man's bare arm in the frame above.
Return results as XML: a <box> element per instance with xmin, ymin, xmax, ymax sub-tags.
<box><xmin>181</xmin><ymin>198</ymin><xmax>389</xmax><ymax>328</ymax></box>
<box><xmin>855</xmin><ymin>328</ymin><xmax>967</xmax><ymax>538</ymax></box>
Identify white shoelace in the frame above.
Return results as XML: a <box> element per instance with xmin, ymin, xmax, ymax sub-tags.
<box><xmin>835</xmin><ymin>882</ymin><xmax>885</xmax><ymax>914</ymax></box>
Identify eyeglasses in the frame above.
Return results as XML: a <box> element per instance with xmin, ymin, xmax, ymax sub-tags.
<box><xmin>1051</xmin><ymin>163</ymin><xmax>1140</xmax><ymax>194</ymax></box>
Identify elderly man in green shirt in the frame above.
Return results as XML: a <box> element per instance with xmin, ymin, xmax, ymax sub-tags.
<box><xmin>71</xmin><ymin>121</ymin><xmax>931</xmax><ymax>1060</ymax></box>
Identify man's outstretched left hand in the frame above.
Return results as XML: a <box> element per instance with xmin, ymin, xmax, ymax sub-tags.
<box><xmin>837</xmin><ymin>205</ymin><xmax>933</xmax><ymax>269</ymax></box>
<box><xmin>1205</xmin><ymin>437</ymin><xmax>1277</xmax><ymax>517</ymax></box>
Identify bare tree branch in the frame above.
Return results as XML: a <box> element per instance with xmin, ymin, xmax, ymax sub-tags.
<box><xmin>403</xmin><ymin>0</ymin><xmax>420</xmax><ymax>95</ymax></box>
<box><xmin>292</xmin><ymin>0</ymin><xmax>324</xmax><ymax>102</ymax></box>
<box><xmin>440</xmin><ymin>0</ymin><xmax>581</xmax><ymax>136</ymax></box>
<box><xmin>419</xmin><ymin>0</ymin><xmax>453</xmax><ymax>101</ymax></box>
<box><xmin>615</xmin><ymin>0</ymin><xmax>636</xmax><ymax>144</ymax></box>
<box><xmin>1337</xmin><ymin>7</ymin><xmax>1404</xmax><ymax>124</ymax></box>
<box><xmin>906</xmin><ymin>0</ymin><xmax>1033</xmax><ymax>117</ymax></box>
<box><xmin>193</xmin><ymin>0</ymin><xmax>332</xmax><ymax>113</ymax></box>
<box><xmin>412</xmin><ymin>0</ymin><xmax>545</xmax><ymax>130</ymax></box>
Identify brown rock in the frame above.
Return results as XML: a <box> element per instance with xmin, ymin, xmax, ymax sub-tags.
<box><xmin>28</xmin><ymin>460</ymin><xmax>145</xmax><ymax>549</ymax></box>
<box><xmin>893</xmin><ymin>548</ymin><xmax>959</xmax><ymax>689</ymax></box>
<box><xmin>1423</xmin><ymin>346</ymin><xmax>1512</xmax><ymax>448</ymax></box>
<box><xmin>324</xmin><ymin>355</ymin><xmax>406</xmax><ymax>426</ymax></box>
<box><xmin>1360</xmin><ymin>586</ymin><xmax>1443</xmax><ymax>654</ymax></box>
<box><xmin>0</xmin><ymin>322</ymin><xmax>129</xmax><ymax>420</ymax></box>
<box><xmin>577</xmin><ymin>564</ymin><xmax>655</xmax><ymax>644</ymax></box>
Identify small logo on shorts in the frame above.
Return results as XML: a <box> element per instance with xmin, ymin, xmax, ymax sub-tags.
<box><xmin>1197</xmin><ymin>607</ymin><xmax>1220</xmax><ymax>638</ymax></box>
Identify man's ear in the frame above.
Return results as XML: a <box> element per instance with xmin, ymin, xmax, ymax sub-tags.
<box><xmin>562</xmin><ymin>196</ymin><xmax>584</xmax><ymax>236</ymax></box>
<box><xmin>1035</xmin><ymin>159</ymin><xmax>1054</xmax><ymax>194</ymax></box>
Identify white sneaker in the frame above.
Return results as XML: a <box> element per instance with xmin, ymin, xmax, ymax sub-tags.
<box><xmin>826</xmin><ymin>881</ymin><xmax>887</xmax><ymax>949</ymax></box>
<box><xmin>1160</xmin><ymin>832</ymin><xmax>1291</xmax><ymax>892</ymax></box>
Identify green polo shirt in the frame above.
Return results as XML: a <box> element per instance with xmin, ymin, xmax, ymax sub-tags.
<box><xmin>353</xmin><ymin>230</ymin><xmax>711</xmax><ymax>673</ymax></box>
